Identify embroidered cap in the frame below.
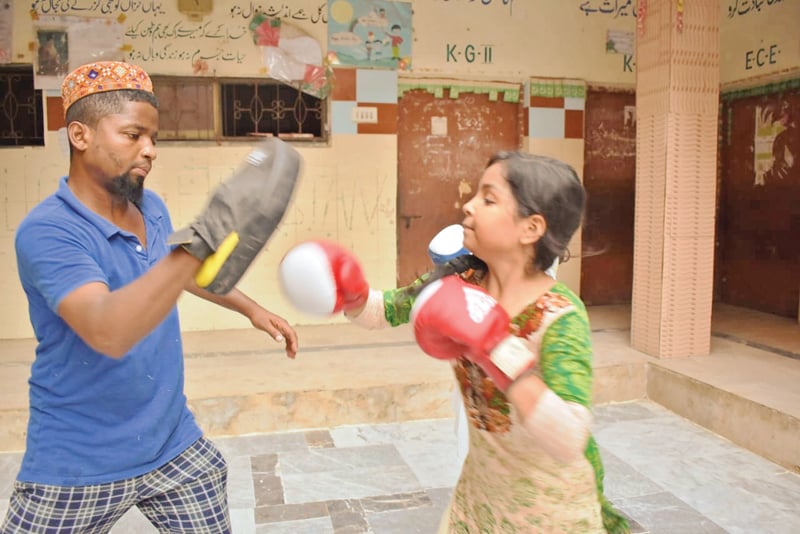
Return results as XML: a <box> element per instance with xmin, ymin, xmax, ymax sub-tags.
<box><xmin>61</xmin><ymin>61</ymin><xmax>153</xmax><ymax>117</ymax></box>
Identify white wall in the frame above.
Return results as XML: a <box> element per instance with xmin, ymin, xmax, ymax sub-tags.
<box><xmin>3</xmin><ymin>1</ymin><xmax>797</xmax><ymax>338</ymax></box>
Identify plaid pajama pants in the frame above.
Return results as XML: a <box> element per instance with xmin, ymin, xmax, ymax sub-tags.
<box><xmin>1</xmin><ymin>437</ymin><xmax>230</xmax><ymax>533</ymax></box>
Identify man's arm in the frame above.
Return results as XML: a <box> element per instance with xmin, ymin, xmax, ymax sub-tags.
<box><xmin>185</xmin><ymin>281</ymin><xmax>298</xmax><ymax>358</ymax></box>
<box><xmin>58</xmin><ymin>248</ymin><xmax>201</xmax><ymax>359</ymax></box>
<box><xmin>53</xmin><ymin>139</ymin><xmax>301</xmax><ymax>360</ymax></box>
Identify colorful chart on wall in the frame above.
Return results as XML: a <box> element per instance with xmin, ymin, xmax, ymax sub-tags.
<box><xmin>327</xmin><ymin>0</ymin><xmax>412</xmax><ymax>70</ymax></box>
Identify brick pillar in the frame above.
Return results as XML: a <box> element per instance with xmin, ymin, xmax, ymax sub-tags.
<box><xmin>631</xmin><ymin>0</ymin><xmax>720</xmax><ymax>358</ymax></box>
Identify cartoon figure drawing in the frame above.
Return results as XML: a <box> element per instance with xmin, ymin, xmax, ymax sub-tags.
<box><xmin>386</xmin><ymin>24</ymin><xmax>403</xmax><ymax>61</ymax></box>
<box><xmin>365</xmin><ymin>31</ymin><xmax>380</xmax><ymax>61</ymax></box>
<box><xmin>328</xmin><ymin>0</ymin><xmax>411</xmax><ymax>69</ymax></box>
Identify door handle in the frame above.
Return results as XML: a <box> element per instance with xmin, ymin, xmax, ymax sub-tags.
<box><xmin>400</xmin><ymin>214</ymin><xmax>422</xmax><ymax>229</ymax></box>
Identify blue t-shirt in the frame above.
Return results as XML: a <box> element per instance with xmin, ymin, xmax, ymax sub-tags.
<box><xmin>14</xmin><ymin>176</ymin><xmax>202</xmax><ymax>486</ymax></box>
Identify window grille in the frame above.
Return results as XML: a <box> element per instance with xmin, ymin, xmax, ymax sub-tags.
<box><xmin>0</xmin><ymin>65</ymin><xmax>45</xmax><ymax>147</ymax></box>
<box><xmin>220</xmin><ymin>80</ymin><xmax>324</xmax><ymax>141</ymax></box>
<box><xmin>1</xmin><ymin>71</ymin><xmax>327</xmax><ymax>146</ymax></box>
<box><xmin>152</xmin><ymin>77</ymin><xmax>326</xmax><ymax>143</ymax></box>
<box><xmin>151</xmin><ymin>78</ymin><xmax>215</xmax><ymax>141</ymax></box>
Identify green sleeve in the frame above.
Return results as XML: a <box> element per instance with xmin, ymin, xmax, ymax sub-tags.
<box><xmin>381</xmin><ymin>273</ymin><xmax>431</xmax><ymax>327</ymax></box>
<box><xmin>538</xmin><ymin>307</ymin><xmax>593</xmax><ymax>409</ymax></box>
<box><xmin>538</xmin><ymin>289</ymin><xmax>630</xmax><ymax>533</ymax></box>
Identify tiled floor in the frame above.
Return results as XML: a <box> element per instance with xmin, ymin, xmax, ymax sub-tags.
<box><xmin>2</xmin><ymin>303</ymin><xmax>798</xmax><ymax>533</ymax></box>
<box><xmin>2</xmin><ymin>400</ymin><xmax>798</xmax><ymax>533</ymax></box>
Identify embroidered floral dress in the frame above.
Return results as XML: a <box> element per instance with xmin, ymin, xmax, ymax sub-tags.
<box><xmin>383</xmin><ymin>276</ymin><xmax>630</xmax><ymax>534</ymax></box>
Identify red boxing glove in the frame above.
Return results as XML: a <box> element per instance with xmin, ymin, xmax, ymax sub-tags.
<box><xmin>411</xmin><ymin>276</ymin><xmax>537</xmax><ymax>391</ymax></box>
<box><xmin>279</xmin><ymin>240</ymin><xmax>369</xmax><ymax>316</ymax></box>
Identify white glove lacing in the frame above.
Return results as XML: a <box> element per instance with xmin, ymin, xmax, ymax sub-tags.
<box><xmin>344</xmin><ymin>289</ymin><xmax>390</xmax><ymax>330</ymax></box>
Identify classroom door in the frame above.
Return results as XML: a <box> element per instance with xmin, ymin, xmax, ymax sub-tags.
<box><xmin>717</xmin><ymin>90</ymin><xmax>800</xmax><ymax>318</ymax></box>
<box><xmin>396</xmin><ymin>89</ymin><xmax>522</xmax><ymax>286</ymax></box>
<box><xmin>580</xmin><ymin>88</ymin><xmax>637</xmax><ymax>305</ymax></box>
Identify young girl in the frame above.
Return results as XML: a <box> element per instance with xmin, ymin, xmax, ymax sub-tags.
<box><xmin>279</xmin><ymin>151</ymin><xmax>630</xmax><ymax>533</ymax></box>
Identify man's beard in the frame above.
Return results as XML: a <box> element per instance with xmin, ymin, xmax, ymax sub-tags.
<box><xmin>106</xmin><ymin>173</ymin><xmax>144</xmax><ymax>206</ymax></box>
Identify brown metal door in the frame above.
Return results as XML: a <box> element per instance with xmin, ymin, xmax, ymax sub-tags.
<box><xmin>717</xmin><ymin>90</ymin><xmax>800</xmax><ymax>317</ymax></box>
<box><xmin>397</xmin><ymin>89</ymin><xmax>522</xmax><ymax>286</ymax></box>
<box><xmin>581</xmin><ymin>88</ymin><xmax>636</xmax><ymax>305</ymax></box>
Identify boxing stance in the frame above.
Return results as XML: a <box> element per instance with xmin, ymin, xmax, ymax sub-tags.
<box><xmin>280</xmin><ymin>151</ymin><xmax>630</xmax><ymax>533</ymax></box>
<box><xmin>4</xmin><ymin>61</ymin><xmax>301</xmax><ymax>534</ymax></box>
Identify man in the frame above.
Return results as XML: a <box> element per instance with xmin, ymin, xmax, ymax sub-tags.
<box><xmin>2</xmin><ymin>61</ymin><xmax>300</xmax><ymax>533</ymax></box>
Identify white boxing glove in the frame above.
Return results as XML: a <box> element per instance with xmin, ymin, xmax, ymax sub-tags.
<box><xmin>278</xmin><ymin>240</ymin><xmax>369</xmax><ymax>316</ymax></box>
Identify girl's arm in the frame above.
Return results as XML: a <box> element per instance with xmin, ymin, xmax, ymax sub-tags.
<box><xmin>507</xmin><ymin>310</ymin><xmax>594</xmax><ymax>463</ymax></box>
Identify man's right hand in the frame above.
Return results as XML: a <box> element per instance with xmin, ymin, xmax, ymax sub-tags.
<box><xmin>278</xmin><ymin>240</ymin><xmax>369</xmax><ymax>316</ymax></box>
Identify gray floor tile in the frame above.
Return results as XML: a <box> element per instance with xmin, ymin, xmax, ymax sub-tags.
<box><xmin>255</xmin><ymin>500</ymin><xmax>329</xmax><ymax>523</ymax></box>
<box><xmin>366</xmin><ymin>504</ymin><xmax>444</xmax><ymax>534</ymax></box>
<box><xmin>279</xmin><ymin>444</ymin><xmax>422</xmax><ymax>503</ymax></box>
<box><xmin>595</xmin><ymin>401</ymin><xmax>800</xmax><ymax>534</ymax></box>
<box><xmin>679</xmin><ymin>482</ymin><xmax>799</xmax><ymax>534</ymax></box>
<box><xmin>213</xmin><ymin>431</ymin><xmax>308</xmax><ymax>458</ymax></box>
<box><xmin>362</xmin><ymin>489</ymin><xmax>449</xmax><ymax>534</ymax></box>
<box><xmin>109</xmin><ymin>506</ymin><xmax>156</xmax><ymax>533</ymax></box>
<box><xmin>279</xmin><ymin>443</ymin><xmax>409</xmax><ymax>475</ymax></box>
<box><xmin>230</xmin><ymin>508</ymin><xmax>256</xmax><ymax>534</ymax></box>
<box><xmin>598</xmin><ymin>448</ymin><xmax>665</xmax><ymax>501</ymax></box>
<box><xmin>0</xmin><ymin>453</ymin><xmax>22</xmax><ymax>501</ymax></box>
<box><xmin>614</xmin><ymin>491</ymin><xmax>728</xmax><ymax>534</ymax></box>
<box><xmin>424</xmin><ymin>487</ymin><xmax>454</xmax><ymax>510</ymax></box>
<box><xmin>327</xmin><ymin>499</ymin><xmax>370</xmax><ymax>532</ymax></box>
<box><xmin>255</xmin><ymin>516</ymin><xmax>334</xmax><ymax>533</ymax></box>
<box><xmin>329</xmin><ymin>419</ymin><xmax>454</xmax><ymax>448</ymax></box>
<box><xmin>330</xmin><ymin>419</ymin><xmax>462</xmax><ymax>489</ymax></box>
<box><xmin>282</xmin><ymin>465</ymin><xmax>422</xmax><ymax>504</ymax></box>
<box><xmin>3</xmin><ymin>400</ymin><xmax>800</xmax><ymax>533</ymax></box>
<box><xmin>227</xmin><ymin>454</ymin><xmax>256</xmax><ymax>508</ymax></box>
<box><xmin>593</xmin><ymin>399</ymin><xmax>669</xmax><ymax>425</ymax></box>
<box><xmin>110</xmin><ymin>505</ymin><xmax>255</xmax><ymax>533</ymax></box>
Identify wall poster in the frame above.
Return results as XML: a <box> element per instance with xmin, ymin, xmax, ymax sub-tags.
<box><xmin>754</xmin><ymin>102</ymin><xmax>797</xmax><ymax>186</ymax></box>
<box><xmin>32</xmin><ymin>15</ymin><xmax>124</xmax><ymax>90</ymax></box>
<box><xmin>328</xmin><ymin>0</ymin><xmax>412</xmax><ymax>70</ymax></box>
